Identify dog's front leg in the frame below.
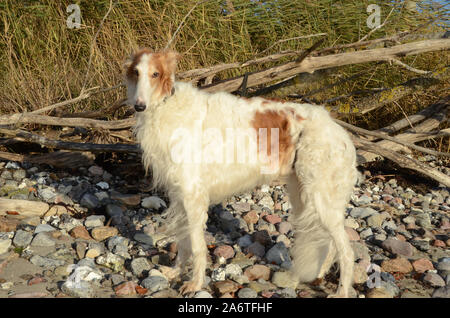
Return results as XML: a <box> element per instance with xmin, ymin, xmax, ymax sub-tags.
<box><xmin>179</xmin><ymin>193</ymin><xmax>209</xmax><ymax>295</ymax></box>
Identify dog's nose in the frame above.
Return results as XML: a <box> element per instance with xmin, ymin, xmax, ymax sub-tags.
<box><xmin>134</xmin><ymin>101</ymin><xmax>146</xmax><ymax>112</ymax></box>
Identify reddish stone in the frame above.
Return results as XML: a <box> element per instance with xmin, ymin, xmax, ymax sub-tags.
<box><xmin>213</xmin><ymin>245</ymin><xmax>235</xmax><ymax>260</ymax></box>
<box><xmin>27</xmin><ymin>276</ymin><xmax>47</xmax><ymax>286</ymax></box>
<box><xmin>243</xmin><ymin>210</ymin><xmax>259</xmax><ymax>224</ymax></box>
<box><xmin>412</xmin><ymin>258</ymin><xmax>434</xmax><ymax>273</ymax></box>
<box><xmin>135</xmin><ymin>285</ymin><xmax>148</xmax><ymax>295</ymax></box>
<box><xmin>114</xmin><ymin>281</ymin><xmax>137</xmax><ymax>296</ymax></box>
<box><xmin>381</xmin><ymin>257</ymin><xmax>413</xmax><ymax>273</ymax></box>
<box><xmin>264</xmin><ymin>214</ymin><xmax>282</xmax><ymax>224</ymax></box>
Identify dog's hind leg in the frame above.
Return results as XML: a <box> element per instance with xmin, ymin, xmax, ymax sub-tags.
<box><xmin>178</xmin><ymin>191</ymin><xmax>209</xmax><ymax>295</ymax></box>
<box><xmin>318</xmin><ymin>241</ymin><xmax>336</xmax><ymax>279</ymax></box>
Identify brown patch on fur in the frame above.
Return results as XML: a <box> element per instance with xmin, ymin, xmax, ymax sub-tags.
<box><xmin>125</xmin><ymin>48</ymin><xmax>153</xmax><ymax>83</ymax></box>
<box><xmin>148</xmin><ymin>50</ymin><xmax>180</xmax><ymax>99</ymax></box>
<box><xmin>251</xmin><ymin>110</ymin><xmax>295</xmax><ymax>174</ymax></box>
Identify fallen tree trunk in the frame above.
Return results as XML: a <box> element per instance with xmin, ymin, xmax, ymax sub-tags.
<box><xmin>0</xmin><ymin>114</ymin><xmax>135</xmax><ymax>130</ymax></box>
<box><xmin>0</xmin><ymin>129</ymin><xmax>140</xmax><ymax>153</ymax></box>
<box><xmin>201</xmin><ymin>39</ymin><xmax>450</xmax><ymax>93</ymax></box>
<box><xmin>352</xmin><ymin>136</ymin><xmax>450</xmax><ymax>187</ymax></box>
<box><xmin>357</xmin><ymin>98</ymin><xmax>449</xmax><ymax>162</ymax></box>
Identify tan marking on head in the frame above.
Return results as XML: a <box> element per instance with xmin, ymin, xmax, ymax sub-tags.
<box><xmin>251</xmin><ymin>110</ymin><xmax>295</xmax><ymax>174</ymax></box>
<box><xmin>125</xmin><ymin>48</ymin><xmax>153</xmax><ymax>83</ymax></box>
<box><xmin>147</xmin><ymin>50</ymin><xmax>180</xmax><ymax>99</ymax></box>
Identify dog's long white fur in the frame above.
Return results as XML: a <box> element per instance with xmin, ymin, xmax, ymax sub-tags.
<box><xmin>126</xmin><ymin>50</ymin><xmax>357</xmax><ymax>297</ymax></box>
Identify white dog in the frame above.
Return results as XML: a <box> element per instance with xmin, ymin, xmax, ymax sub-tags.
<box><xmin>125</xmin><ymin>49</ymin><xmax>357</xmax><ymax>297</ymax></box>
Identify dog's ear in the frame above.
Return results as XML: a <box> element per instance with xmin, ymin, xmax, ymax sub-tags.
<box><xmin>162</xmin><ymin>50</ymin><xmax>181</xmax><ymax>75</ymax></box>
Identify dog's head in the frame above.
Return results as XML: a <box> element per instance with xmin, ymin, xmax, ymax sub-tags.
<box><xmin>124</xmin><ymin>49</ymin><xmax>180</xmax><ymax>112</ymax></box>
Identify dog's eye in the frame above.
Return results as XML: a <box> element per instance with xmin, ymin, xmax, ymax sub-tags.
<box><xmin>152</xmin><ymin>72</ymin><xmax>159</xmax><ymax>78</ymax></box>
<box><xmin>134</xmin><ymin>69</ymin><xmax>139</xmax><ymax>77</ymax></box>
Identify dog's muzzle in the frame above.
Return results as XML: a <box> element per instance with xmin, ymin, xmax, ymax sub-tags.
<box><xmin>134</xmin><ymin>103</ymin><xmax>146</xmax><ymax>112</ymax></box>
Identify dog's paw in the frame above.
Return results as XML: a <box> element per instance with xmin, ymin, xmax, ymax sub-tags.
<box><xmin>179</xmin><ymin>280</ymin><xmax>202</xmax><ymax>296</ymax></box>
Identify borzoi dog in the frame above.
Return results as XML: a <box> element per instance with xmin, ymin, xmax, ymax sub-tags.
<box><xmin>125</xmin><ymin>49</ymin><xmax>357</xmax><ymax>297</ymax></box>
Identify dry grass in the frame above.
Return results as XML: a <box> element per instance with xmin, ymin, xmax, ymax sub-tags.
<box><xmin>0</xmin><ymin>0</ymin><xmax>448</xmax><ymax>132</ymax></box>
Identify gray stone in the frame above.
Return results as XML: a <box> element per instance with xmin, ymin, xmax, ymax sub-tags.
<box><xmin>80</xmin><ymin>193</ymin><xmax>100</xmax><ymax>209</ymax></box>
<box><xmin>194</xmin><ymin>291</ymin><xmax>213</xmax><ymax>298</ymax></box>
<box><xmin>367</xmin><ymin>214</ymin><xmax>384</xmax><ymax>228</ymax></box>
<box><xmin>38</xmin><ymin>187</ymin><xmax>57</xmax><ymax>203</ymax></box>
<box><xmin>31</xmin><ymin>232</ymin><xmax>55</xmax><ymax>247</ymax></box>
<box><xmin>12</xmin><ymin>169</ymin><xmax>26</xmax><ymax>181</ymax></box>
<box><xmin>279</xmin><ymin>287</ymin><xmax>297</xmax><ymax>298</ymax></box>
<box><xmin>61</xmin><ymin>280</ymin><xmax>94</xmax><ymax>298</ymax></box>
<box><xmin>381</xmin><ymin>238</ymin><xmax>414</xmax><ymax>257</ymax></box>
<box><xmin>237</xmin><ymin>287</ymin><xmax>258</xmax><ymax>298</ymax></box>
<box><xmin>13</xmin><ymin>230</ymin><xmax>33</xmax><ymax>247</ymax></box>
<box><xmin>110</xmin><ymin>274</ymin><xmax>126</xmax><ymax>286</ymax></box>
<box><xmin>423</xmin><ymin>272</ymin><xmax>446</xmax><ymax>287</ymax></box>
<box><xmin>436</xmin><ymin>258</ymin><xmax>450</xmax><ymax>275</ymax></box>
<box><xmin>265</xmin><ymin>242</ymin><xmax>291</xmax><ymax>265</ymax></box>
<box><xmin>141</xmin><ymin>276</ymin><xmax>169</xmax><ymax>292</ymax></box>
<box><xmin>130</xmin><ymin>257</ymin><xmax>153</xmax><ymax>277</ymax></box>
<box><xmin>410</xmin><ymin>240</ymin><xmax>430</xmax><ymax>252</ymax></box>
<box><xmin>359</xmin><ymin>228</ymin><xmax>373</xmax><ymax>240</ymax></box>
<box><xmin>351</xmin><ymin>241</ymin><xmax>370</xmax><ymax>261</ymax></box>
<box><xmin>237</xmin><ymin>235</ymin><xmax>253</xmax><ymax>248</ymax></box>
<box><xmin>34</xmin><ymin>224</ymin><xmax>56</xmax><ymax>234</ymax></box>
<box><xmin>412</xmin><ymin>212</ymin><xmax>432</xmax><ymax>229</ymax></box>
<box><xmin>432</xmin><ymin>286</ymin><xmax>450</xmax><ymax>298</ymax></box>
<box><xmin>84</xmin><ymin>215</ymin><xmax>105</xmax><ymax>228</ymax></box>
<box><xmin>133</xmin><ymin>232</ymin><xmax>154</xmax><ymax>246</ymax></box>
<box><xmin>30</xmin><ymin>255</ymin><xmax>65</xmax><ymax>268</ymax></box>
<box><xmin>246</xmin><ymin>242</ymin><xmax>265</xmax><ymax>258</ymax></box>
<box><xmin>350</xmin><ymin>207</ymin><xmax>378</xmax><ymax>219</ymax></box>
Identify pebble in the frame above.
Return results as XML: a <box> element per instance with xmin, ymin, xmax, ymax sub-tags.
<box><xmin>141</xmin><ymin>276</ymin><xmax>169</xmax><ymax>293</ymax></box>
<box><xmin>381</xmin><ymin>238</ymin><xmax>415</xmax><ymax>257</ymax></box>
<box><xmin>31</xmin><ymin>232</ymin><xmax>55</xmax><ymax>247</ymax></box>
<box><xmin>1</xmin><ymin>157</ymin><xmax>449</xmax><ymax>298</ymax></box>
<box><xmin>422</xmin><ymin>272</ymin><xmax>446</xmax><ymax>287</ymax></box>
<box><xmin>265</xmin><ymin>242</ymin><xmax>291</xmax><ymax>265</ymax></box>
<box><xmin>237</xmin><ymin>287</ymin><xmax>258</xmax><ymax>298</ymax></box>
<box><xmin>244</xmin><ymin>264</ymin><xmax>271</xmax><ymax>281</ymax></box>
<box><xmin>13</xmin><ymin>230</ymin><xmax>33</xmax><ymax>247</ymax></box>
<box><xmin>84</xmin><ymin>215</ymin><xmax>105</xmax><ymax>228</ymax></box>
<box><xmin>411</xmin><ymin>258</ymin><xmax>434</xmax><ymax>273</ymax></box>
<box><xmin>91</xmin><ymin>226</ymin><xmax>118</xmax><ymax>241</ymax></box>
<box><xmin>213</xmin><ymin>245</ymin><xmax>235</xmax><ymax>260</ymax></box>
<box><xmin>30</xmin><ymin>255</ymin><xmax>65</xmax><ymax>268</ymax></box>
<box><xmin>70</xmin><ymin>226</ymin><xmax>93</xmax><ymax>240</ymax></box>
<box><xmin>381</xmin><ymin>257</ymin><xmax>413</xmax><ymax>273</ymax></box>
<box><xmin>130</xmin><ymin>257</ymin><xmax>152</xmax><ymax>277</ymax></box>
